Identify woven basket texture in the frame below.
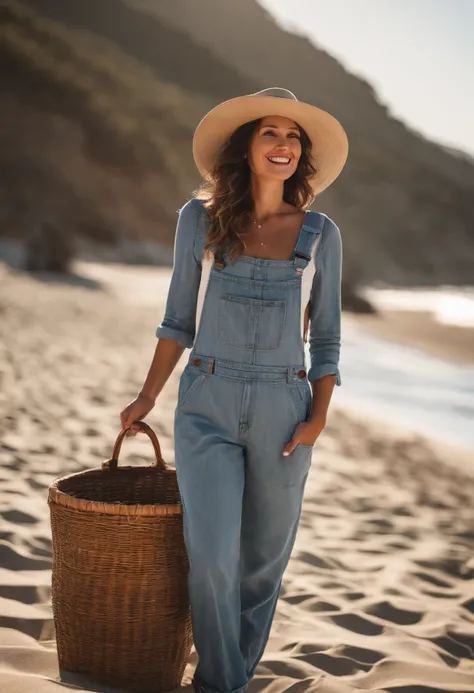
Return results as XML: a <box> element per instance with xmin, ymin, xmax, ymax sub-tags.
<box><xmin>48</xmin><ymin>422</ymin><xmax>192</xmax><ymax>693</ymax></box>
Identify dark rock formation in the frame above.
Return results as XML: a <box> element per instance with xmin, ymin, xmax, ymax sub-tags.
<box><xmin>25</xmin><ymin>222</ymin><xmax>75</xmax><ymax>274</ymax></box>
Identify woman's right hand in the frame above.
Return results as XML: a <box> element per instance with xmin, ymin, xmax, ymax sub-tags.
<box><xmin>120</xmin><ymin>394</ymin><xmax>156</xmax><ymax>436</ymax></box>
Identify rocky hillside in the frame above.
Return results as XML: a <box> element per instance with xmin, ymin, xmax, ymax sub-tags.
<box><xmin>1</xmin><ymin>0</ymin><xmax>473</xmax><ymax>284</ymax></box>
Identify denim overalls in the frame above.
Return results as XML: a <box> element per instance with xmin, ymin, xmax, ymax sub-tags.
<box><xmin>157</xmin><ymin>198</ymin><xmax>342</xmax><ymax>693</ymax></box>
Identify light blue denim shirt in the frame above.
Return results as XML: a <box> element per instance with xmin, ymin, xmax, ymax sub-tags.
<box><xmin>156</xmin><ymin>199</ymin><xmax>342</xmax><ymax>385</ymax></box>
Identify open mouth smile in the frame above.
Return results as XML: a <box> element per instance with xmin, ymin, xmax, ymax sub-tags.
<box><xmin>266</xmin><ymin>156</ymin><xmax>292</xmax><ymax>165</ymax></box>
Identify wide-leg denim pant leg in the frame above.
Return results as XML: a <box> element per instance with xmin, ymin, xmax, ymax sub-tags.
<box><xmin>174</xmin><ymin>372</ymin><xmax>248</xmax><ymax>693</ymax></box>
<box><xmin>239</xmin><ymin>377</ymin><xmax>313</xmax><ymax>679</ymax></box>
<box><xmin>174</xmin><ymin>368</ymin><xmax>313</xmax><ymax>693</ymax></box>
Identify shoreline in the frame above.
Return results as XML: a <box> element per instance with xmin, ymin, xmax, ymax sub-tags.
<box><xmin>340</xmin><ymin>306</ymin><xmax>474</xmax><ymax>461</ymax></box>
<box><xmin>345</xmin><ymin>308</ymin><xmax>474</xmax><ymax>367</ymax></box>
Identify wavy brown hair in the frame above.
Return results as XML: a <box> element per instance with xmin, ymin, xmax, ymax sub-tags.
<box><xmin>193</xmin><ymin>118</ymin><xmax>317</xmax><ymax>261</ymax></box>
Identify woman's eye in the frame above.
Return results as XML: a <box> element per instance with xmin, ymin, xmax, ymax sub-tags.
<box><xmin>262</xmin><ymin>130</ymin><xmax>300</xmax><ymax>140</ymax></box>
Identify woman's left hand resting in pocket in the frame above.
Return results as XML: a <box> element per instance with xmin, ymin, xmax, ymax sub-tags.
<box><xmin>282</xmin><ymin>374</ymin><xmax>336</xmax><ymax>456</ymax></box>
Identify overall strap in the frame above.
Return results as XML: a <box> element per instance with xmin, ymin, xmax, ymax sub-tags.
<box><xmin>295</xmin><ymin>212</ymin><xmax>325</xmax><ymax>341</ymax></box>
<box><xmin>195</xmin><ymin>251</ymin><xmax>213</xmax><ymax>338</ymax></box>
<box><xmin>195</xmin><ymin>218</ymin><xmax>228</xmax><ymax>338</ymax></box>
<box><xmin>293</xmin><ymin>211</ymin><xmax>324</xmax><ymax>272</ymax></box>
<box><xmin>194</xmin><ymin>206</ymin><xmax>215</xmax><ymax>340</ymax></box>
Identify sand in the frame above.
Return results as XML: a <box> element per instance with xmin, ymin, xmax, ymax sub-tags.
<box><xmin>0</xmin><ymin>259</ymin><xmax>473</xmax><ymax>693</ymax></box>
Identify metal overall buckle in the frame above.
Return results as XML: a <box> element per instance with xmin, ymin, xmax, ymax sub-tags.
<box><xmin>294</xmin><ymin>250</ymin><xmax>309</xmax><ymax>276</ymax></box>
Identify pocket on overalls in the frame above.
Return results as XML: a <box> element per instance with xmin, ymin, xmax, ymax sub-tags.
<box><xmin>282</xmin><ymin>443</ymin><xmax>313</xmax><ymax>487</ymax></box>
<box><xmin>288</xmin><ymin>379</ymin><xmax>312</xmax><ymax>423</ymax></box>
<box><xmin>218</xmin><ymin>294</ymin><xmax>286</xmax><ymax>350</ymax></box>
<box><xmin>257</xmin><ymin>299</ymin><xmax>287</xmax><ymax>350</ymax></box>
<box><xmin>177</xmin><ymin>367</ymin><xmax>207</xmax><ymax>407</ymax></box>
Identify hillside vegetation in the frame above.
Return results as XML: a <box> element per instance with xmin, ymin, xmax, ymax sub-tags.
<box><xmin>0</xmin><ymin>0</ymin><xmax>208</xmax><ymax>245</ymax></box>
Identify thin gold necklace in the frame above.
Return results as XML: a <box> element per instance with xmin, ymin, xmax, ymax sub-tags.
<box><xmin>252</xmin><ymin>216</ymin><xmax>269</xmax><ymax>247</ymax></box>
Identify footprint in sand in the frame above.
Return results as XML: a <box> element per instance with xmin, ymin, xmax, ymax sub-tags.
<box><xmin>386</xmin><ymin>685</ymin><xmax>463</xmax><ymax>693</ymax></box>
<box><xmin>26</xmin><ymin>477</ymin><xmax>53</xmax><ymax>491</ymax></box>
<box><xmin>461</xmin><ymin>597</ymin><xmax>474</xmax><ymax>613</ymax></box>
<box><xmin>294</xmin><ymin>650</ymin><xmax>366</xmax><ymax>675</ymax></box>
<box><xmin>416</xmin><ymin>558</ymin><xmax>473</xmax><ymax>579</ymax></box>
<box><xmin>330</xmin><ymin>612</ymin><xmax>384</xmax><ymax>636</ymax></box>
<box><xmin>0</xmin><ymin>543</ymin><xmax>51</xmax><ymax>571</ymax></box>
<box><xmin>339</xmin><ymin>644</ymin><xmax>385</xmax><ymax>665</ymax></box>
<box><xmin>281</xmin><ymin>593</ymin><xmax>316</xmax><ymax>605</ymax></box>
<box><xmin>365</xmin><ymin>601</ymin><xmax>423</xmax><ymax>625</ymax></box>
<box><xmin>413</xmin><ymin>571</ymin><xmax>454</xmax><ymax>588</ymax></box>
<box><xmin>431</xmin><ymin>631</ymin><xmax>474</xmax><ymax>659</ymax></box>
<box><xmin>306</xmin><ymin>600</ymin><xmax>340</xmax><ymax>613</ymax></box>
<box><xmin>343</xmin><ymin>591</ymin><xmax>366</xmax><ymax>601</ymax></box>
<box><xmin>0</xmin><ymin>585</ymin><xmax>41</xmax><ymax>605</ymax></box>
<box><xmin>391</xmin><ymin>507</ymin><xmax>415</xmax><ymax>517</ymax></box>
<box><xmin>296</xmin><ymin>551</ymin><xmax>343</xmax><ymax>570</ymax></box>
<box><xmin>318</xmin><ymin>580</ymin><xmax>347</xmax><ymax>590</ymax></box>
<box><xmin>1</xmin><ymin>510</ymin><xmax>38</xmax><ymax>524</ymax></box>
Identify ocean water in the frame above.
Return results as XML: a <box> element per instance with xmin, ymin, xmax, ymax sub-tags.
<box><xmin>364</xmin><ymin>286</ymin><xmax>474</xmax><ymax>327</ymax></box>
<box><xmin>329</xmin><ymin>287</ymin><xmax>474</xmax><ymax>452</ymax></box>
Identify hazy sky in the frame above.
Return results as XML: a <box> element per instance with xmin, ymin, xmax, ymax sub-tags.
<box><xmin>259</xmin><ymin>0</ymin><xmax>474</xmax><ymax>157</ymax></box>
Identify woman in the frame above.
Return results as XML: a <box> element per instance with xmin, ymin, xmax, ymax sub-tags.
<box><xmin>120</xmin><ymin>87</ymin><xmax>348</xmax><ymax>693</ymax></box>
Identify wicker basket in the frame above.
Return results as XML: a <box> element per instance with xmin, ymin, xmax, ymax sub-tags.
<box><xmin>48</xmin><ymin>422</ymin><xmax>193</xmax><ymax>693</ymax></box>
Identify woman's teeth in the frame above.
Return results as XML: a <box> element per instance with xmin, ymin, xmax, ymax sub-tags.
<box><xmin>267</xmin><ymin>156</ymin><xmax>291</xmax><ymax>164</ymax></box>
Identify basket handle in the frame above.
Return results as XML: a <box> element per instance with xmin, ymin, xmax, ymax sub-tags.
<box><xmin>102</xmin><ymin>421</ymin><xmax>167</xmax><ymax>471</ymax></box>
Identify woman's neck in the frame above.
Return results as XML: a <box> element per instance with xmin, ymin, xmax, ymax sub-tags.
<box><xmin>250</xmin><ymin>175</ymin><xmax>286</xmax><ymax>221</ymax></box>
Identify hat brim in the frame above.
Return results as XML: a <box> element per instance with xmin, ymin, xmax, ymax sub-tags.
<box><xmin>192</xmin><ymin>94</ymin><xmax>349</xmax><ymax>196</ymax></box>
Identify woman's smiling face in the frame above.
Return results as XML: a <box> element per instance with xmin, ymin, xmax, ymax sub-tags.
<box><xmin>248</xmin><ymin>115</ymin><xmax>302</xmax><ymax>182</ymax></box>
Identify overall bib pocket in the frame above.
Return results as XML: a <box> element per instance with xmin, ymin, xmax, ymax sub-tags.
<box><xmin>217</xmin><ymin>294</ymin><xmax>287</xmax><ymax>350</ymax></box>
<box><xmin>177</xmin><ymin>367</ymin><xmax>207</xmax><ymax>408</ymax></box>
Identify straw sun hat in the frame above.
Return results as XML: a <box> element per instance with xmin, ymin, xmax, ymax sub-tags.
<box><xmin>192</xmin><ymin>87</ymin><xmax>349</xmax><ymax>196</ymax></box>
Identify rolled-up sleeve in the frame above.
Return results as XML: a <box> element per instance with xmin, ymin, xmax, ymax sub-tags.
<box><xmin>156</xmin><ymin>198</ymin><xmax>203</xmax><ymax>348</ymax></box>
<box><xmin>307</xmin><ymin>216</ymin><xmax>342</xmax><ymax>386</ymax></box>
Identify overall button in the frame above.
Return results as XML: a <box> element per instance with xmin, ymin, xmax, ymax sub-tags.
<box><xmin>193</xmin><ymin>358</ymin><xmax>201</xmax><ymax>366</ymax></box>
<box><xmin>298</xmin><ymin>369</ymin><xmax>306</xmax><ymax>378</ymax></box>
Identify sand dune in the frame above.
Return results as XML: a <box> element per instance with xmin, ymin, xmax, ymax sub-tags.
<box><xmin>0</xmin><ymin>260</ymin><xmax>473</xmax><ymax>693</ymax></box>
